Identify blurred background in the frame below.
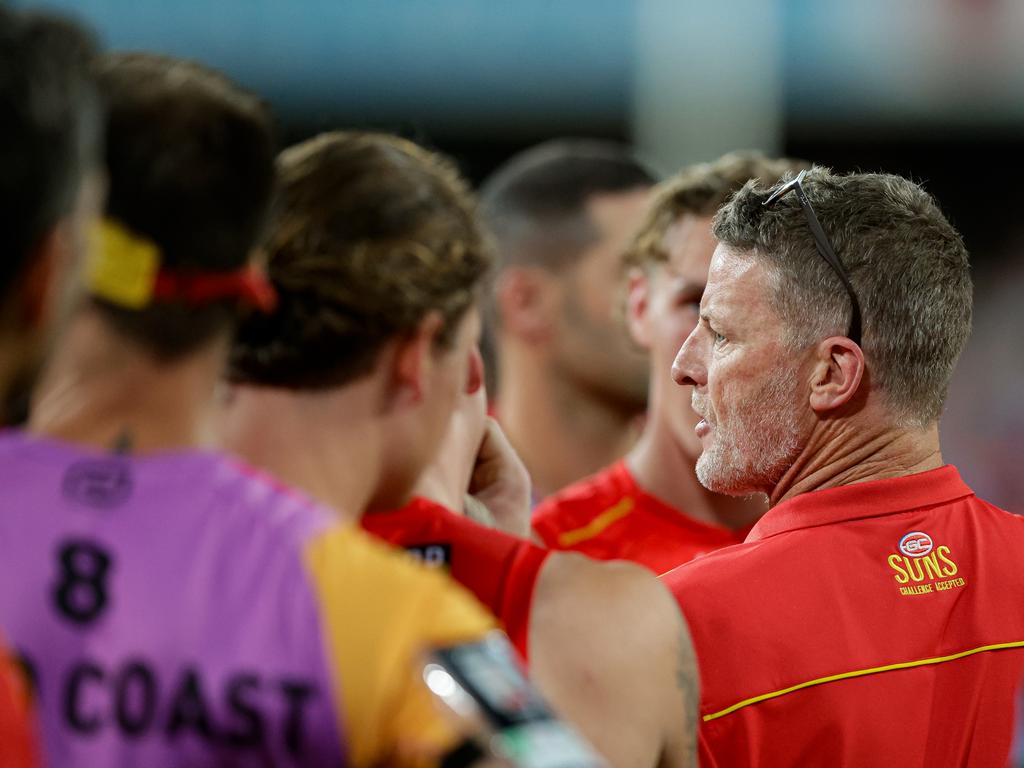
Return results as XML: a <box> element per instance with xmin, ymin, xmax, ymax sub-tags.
<box><xmin>16</xmin><ymin>0</ymin><xmax>1023</xmax><ymax>511</ymax></box>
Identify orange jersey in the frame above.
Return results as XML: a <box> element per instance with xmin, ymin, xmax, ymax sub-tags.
<box><xmin>0</xmin><ymin>640</ymin><xmax>39</xmax><ymax>768</ymax></box>
<box><xmin>662</xmin><ymin>466</ymin><xmax>1024</xmax><ymax>767</ymax></box>
<box><xmin>362</xmin><ymin>498</ymin><xmax>550</xmax><ymax>660</ymax></box>
<box><xmin>532</xmin><ymin>460</ymin><xmax>747</xmax><ymax>575</ymax></box>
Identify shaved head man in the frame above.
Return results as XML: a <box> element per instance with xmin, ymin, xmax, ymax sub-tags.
<box><xmin>534</xmin><ymin>152</ymin><xmax>806</xmax><ymax>574</ymax></box>
<box><xmin>481</xmin><ymin>140</ymin><xmax>655</xmax><ymax>499</ymax></box>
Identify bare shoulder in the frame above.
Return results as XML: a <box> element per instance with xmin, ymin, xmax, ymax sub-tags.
<box><xmin>537</xmin><ymin>552</ymin><xmax>679</xmax><ymax>631</ymax></box>
<box><xmin>530</xmin><ymin>552</ymin><xmax>698</xmax><ymax>768</ymax></box>
<box><xmin>562</xmin><ymin>555</ymin><xmax>695</xmax><ymax>695</ymax></box>
<box><xmin>532</xmin><ymin>552</ymin><xmax>693</xmax><ymax>699</ymax></box>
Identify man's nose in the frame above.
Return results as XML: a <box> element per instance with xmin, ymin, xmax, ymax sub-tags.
<box><xmin>672</xmin><ymin>327</ymin><xmax>706</xmax><ymax>388</ymax></box>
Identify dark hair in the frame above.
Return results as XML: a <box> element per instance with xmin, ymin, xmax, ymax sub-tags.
<box><xmin>625</xmin><ymin>151</ymin><xmax>810</xmax><ymax>270</ymax></box>
<box><xmin>93</xmin><ymin>52</ymin><xmax>275</xmax><ymax>360</ymax></box>
<box><xmin>229</xmin><ymin>132</ymin><xmax>494</xmax><ymax>390</ymax></box>
<box><xmin>713</xmin><ymin>168</ymin><xmax>972</xmax><ymax>427</ymax></box>
<box><xmin>0</xmin><ymin>6</ymin><xmax>100</xmax><ymax>301</ymax></box>
<box><xmin>479</xmin><ymin>139</ymin><xmax>656</xmax><ymax>270</ymax></box>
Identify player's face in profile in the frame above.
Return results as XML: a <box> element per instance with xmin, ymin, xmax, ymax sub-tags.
<box><xmin>673</xmin><ymin>245</ymin><xmax>809</xmax><ymax>496</ymax></box>
<box><xmin>639</xmin><ymin>214</ymin><xmax>716</xmax><ymax>460</ymax></box>
<box><xmin>552</xmin><ymin>188</ymin><xmax>650</xmax><ymax>410</ymax></box>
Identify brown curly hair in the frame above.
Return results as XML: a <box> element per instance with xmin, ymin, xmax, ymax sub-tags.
<box><xmin>229</xmin><ymin>132</ymin><xmax>494</xmax><ymax>389</ymax></box>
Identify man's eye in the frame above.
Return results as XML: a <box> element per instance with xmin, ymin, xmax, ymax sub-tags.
<box><xmin>713</xmin><ymin>331</ymin><xmax>726</xmax><ymax>345</ymax></box>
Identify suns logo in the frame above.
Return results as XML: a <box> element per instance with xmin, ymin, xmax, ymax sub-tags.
<box><xmin>898</xmin><ymin>531</ymin><xmax>933</xmax><ymax>558</ymax></box>
<box><xmin>887</xmin><ymin>530</ymin><xmax>963</xmax><ymax>594</ymax></box>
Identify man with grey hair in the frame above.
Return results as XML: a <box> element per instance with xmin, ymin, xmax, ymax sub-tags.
<box><xmin>663</xmin><ymin>167</ymin><xmax>1024</xmax><ymax>765</ymax></box>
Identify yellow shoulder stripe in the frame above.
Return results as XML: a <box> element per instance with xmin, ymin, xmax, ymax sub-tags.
<box><xmin>303</xmin><ymin>525</ymin><xmax>495</xmax><ymax>766</ymax></box>
<box><xmin>704</xmin><ymin>639</ymin><xmax>1024</xmax><ymax>723</ymax></box>
<box><xmin>557</xmin><ymin>497</ymin><xmax>635</xmax><ymax>548</ymax></box>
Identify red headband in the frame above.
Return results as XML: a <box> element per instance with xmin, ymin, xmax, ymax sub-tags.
<box><xmin>153</xmin><ymin>265</ymin><xmax>277</xmax><ymax>312</ymax></box>
<box><xmin>89</xmin><ymin>219</ymin><xmax>277</xmax><ymax>312</ymax></box>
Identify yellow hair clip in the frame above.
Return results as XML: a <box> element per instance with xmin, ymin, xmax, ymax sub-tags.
<box><xmin>87</xmin><ymin>218</ymin><xmax>161</xmax><ymax>309</ymax></box>
<box><xmin>86</xmin><ymin>217</ymin><xmax>277</xmax><ymax>312</ymax></box>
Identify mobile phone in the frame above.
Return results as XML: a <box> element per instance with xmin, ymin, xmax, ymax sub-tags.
<box><xmin>423</xmin><ymin>632</ymin><xmax>607</xmax><ymax>768</ymax></box>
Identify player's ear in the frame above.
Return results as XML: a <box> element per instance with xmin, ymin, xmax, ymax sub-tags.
<box><xmin>392</xmin><ymin>310</ymin><xmax>445</xmax><ymax>406</ymax></box>
<box><xmin>466</xmin><ymin>344</ymin><xmax>484</xmax><ymax>396</ymax></box>
<box><xmin>808</xmin><ymin>336</ymin><xmax>866</xmax><ymax>414</ymax></box>
<box><xmin>625</xmin><ymin>267</ymin><xmax>652</xmax><ymax>349</ymax></box>
<box><xmin>494</xmin><ymin>266</ymin><xmax>557</xmax><ymax>345</ymax></box>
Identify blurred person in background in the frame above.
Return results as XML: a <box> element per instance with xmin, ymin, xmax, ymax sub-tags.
<box><xmin>222</xmin><ymin>131</ymin><xmax>698</xmax><ymax>768</ymax></box>
<box><xmin>534</xmin><ymin>153</ymin><xmax>806</xmax><ymax>575</ymax></box>
<box><xmin>0</xmin><ymin>7</ymin><xmax>104</xmax><ymax>427</ymax></box>
<box><xmin>665</xmin><ymin>168</ymin><xmax>1024</xmax><ymax>765</ymax></box>
<box><xmin>480</xmin><ymin>140</ymin><xmax>655</xmax><ymax>501</ymax></box>
<box><xmin>0</xmin><ymin>7</ymin><xmax>104</xmax><ymax>764</ymax></box>
<box><xmin>0</xmin><ymin>53</ymin><xmax>499</xmax><ymax>766</ymax></box>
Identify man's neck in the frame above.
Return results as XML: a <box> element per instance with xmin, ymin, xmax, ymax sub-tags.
<box><xmin>627</xmin><ymin>404</ymin><xmax>766</xmax><ymax>531</ymax></box>
<box><xmin>29</xmin><ymin>310</ymin><xmax>222</xmax><ymax>454</ymax></box>
<box><xmin>770</xmin><ymin>413</ymin><xmax>943</xmax><ymax>507</ymax></box>
<box><xmin>497</xmin><ymin>345</ymin><xmax>640</xmax><ymax>499</ymax></box>
<box><xmin>218</xmin><ymin>383</ymin><xmax>383</xmax><ymax>522</ymax></box>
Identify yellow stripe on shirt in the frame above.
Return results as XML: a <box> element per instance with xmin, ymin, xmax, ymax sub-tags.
<box><xmin>557</xmin><ymin>497</ymin><xmax>635</xmax><ymax>547</ymax></box>
<box><xmin>704</xmin><ymin>639</ymin><xmax>1024</xmax><ymax>723</ymax></box>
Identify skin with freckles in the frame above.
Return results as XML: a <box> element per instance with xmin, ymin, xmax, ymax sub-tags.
<box><xmin>673</xmin><ymin>243</ymin><xmax>943</xmax><ymax>507</ymax></box>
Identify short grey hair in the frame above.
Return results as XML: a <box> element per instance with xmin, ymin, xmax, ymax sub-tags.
<box><xmin>713</xmin><ymin>167</ymin><xmax>972</xmax><ymax>427</ymax></box>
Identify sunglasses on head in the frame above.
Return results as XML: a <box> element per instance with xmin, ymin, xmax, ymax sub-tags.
<box><xmin>763</xmin><ymin>170</ymin><xmax>862</xmax><ymax>346</ymax></box>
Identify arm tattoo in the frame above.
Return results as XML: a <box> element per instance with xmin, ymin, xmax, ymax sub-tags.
<box><xmin>675</xmin><ymin>612</ymin><xmax>700</xmax><ymax>764</ymax></box>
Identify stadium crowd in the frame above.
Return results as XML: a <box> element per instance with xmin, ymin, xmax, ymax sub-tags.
<box><xmin>0</xmin><ymin>5</ymin><xmax>1021</xmax><ymax>767</ymax></box>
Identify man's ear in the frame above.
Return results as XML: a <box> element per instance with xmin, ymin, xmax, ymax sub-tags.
<box><xmin>625</xmin><ymin>267</ymin><xmax>652</xmax><ymax>349</ymax></box>
<box><xmin>808</xmin><ymin>336</ymin><xmax>866</xmax><ymax>414</ymax></box>
<box><xmin>494</xmin><ymin>267</ymin><xmax>558</xmax><ymax>344</ymax></box>
<box><xmin>391</xmin><ymin>311</ymin><xmax>445</xmax><ymax>405</ymax></box>
<box><xmin>466</xmin><ymin>345</ymin><xmax>484</xmax><ymax>396</ymax></box>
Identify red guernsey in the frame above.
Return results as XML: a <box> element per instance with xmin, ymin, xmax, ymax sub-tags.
<box><xmin>0</xmin><ymin>642</ymin><xmax>39</xmax><ymax>768</ymax></box>
<box><xmin>533</xmin><ymin>461</ymin><xmax>747</xmax><ymax>575</ymax></box>
<box><xmin>663</xmin><ymin>466</ymin><xmax>1024</xmax><ymax>767</ymax></box>
<box><xmin>362</xmin><ymin>498</ymin><xmax>550</xmax><ymax>660</ymax></box>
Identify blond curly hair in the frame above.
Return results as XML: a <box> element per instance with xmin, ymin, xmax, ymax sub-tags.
<box><xmin>624</xmin><ymin>151</ymin><xmax>809</xmax><ymax>272</ymax></box>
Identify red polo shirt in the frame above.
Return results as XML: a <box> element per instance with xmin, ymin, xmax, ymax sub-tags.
<box><xmin>361</xmin><ymin>497</ymin><xmax>550</xmax><ymax>660</ymax></box>
<box><xmin>663</xmin><ymin>466</ymin><xmax>1024</xmax><ymax>767</ymax></box>
<box><xmin>0</xmin><ymin>640</ymin><xmax>38</xmax><ymax>767</ymax></box>
<box><xmin>533</xmin><ymin>461</ymin><xmax>748</xmax><ymax>575</ymax></box>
